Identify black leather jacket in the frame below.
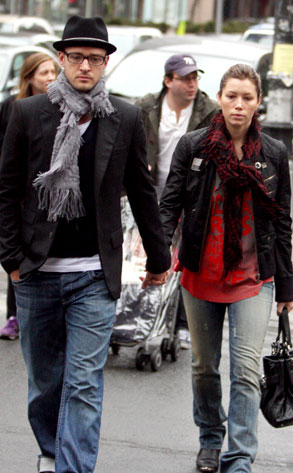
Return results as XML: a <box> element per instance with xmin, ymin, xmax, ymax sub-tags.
<box><xmin>160</xmin><ymin>128</ymin><xmax>293</xmax><ymax>302</ymax></box>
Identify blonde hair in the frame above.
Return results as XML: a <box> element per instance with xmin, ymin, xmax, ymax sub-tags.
<box><xmin>219</xmin><ymin>64</ymin><xmax>262</xmax><ymax>99</ymax></box>
<box><xmin>17</xmin><ymin>53</ymin><xmax>59</xmax><ymax>99</ymax></box>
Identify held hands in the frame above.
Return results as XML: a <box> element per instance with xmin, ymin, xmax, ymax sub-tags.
<box><xmin>140</xmin><ymin>270</ymin><xmax>169</xmax><ymax>289</ymax></box>
<box><xmin>277</xmin><ymin>301</ymin><xmax>293</xmax><ymax>316</ymax></box>
<box><xmin>10</xmin><ymin>268</ymin><xmax>170</xmax><ymax>289</ymax></box>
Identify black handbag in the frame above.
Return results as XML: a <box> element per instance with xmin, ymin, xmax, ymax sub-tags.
<box><xmin>260</xmin><ymin>307</ymin><xmax>293</xmax><ymax>428</ymax></box>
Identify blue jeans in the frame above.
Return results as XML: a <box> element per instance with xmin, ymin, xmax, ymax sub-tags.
<box><xmin>13</xmin><ymin>270</ymin><xmax>116</xmax><ymax>473</ymax></box>
<box><xmin>181</xmin><ymin>283</ymin><xmax>273</xmax><ymax>473</ymax></box>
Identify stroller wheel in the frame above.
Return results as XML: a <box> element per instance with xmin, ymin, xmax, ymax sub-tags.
<box><xmin>170</xmin><ymin>336</ymin><xmax>180</xmax><ymax>362</ymax></box>
<box><xmin>150</xmin><ymin>348</ymin><xmax>162</xmax><ymax>372</ymax></box>
<box><xmin>161</xmin><ymin>338</ymin><xmax>169</xmax><ymax>360</ymax></box>
<box><xmin>111</xmin><ymin>343</ymin><xmax>120</xmax><ymax>355</ymax></box>
<box><xmin>136</xmin><ymin>347</ymin><xmax>148</xmax><ymax>370</ymax></box>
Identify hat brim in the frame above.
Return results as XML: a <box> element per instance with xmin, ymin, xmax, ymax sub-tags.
<box><xmin>53</xmin><ymin>37</ymin><xmax>117</xmax><ymax>55</ymax></box>
<box><xmin>174</xmin><ymin>65</ymin><xmax>204</xmax><ymax>76</ymax></box>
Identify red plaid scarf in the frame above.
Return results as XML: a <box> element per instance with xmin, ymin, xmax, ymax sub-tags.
<box><xmin>201</xmin><ymin>111</ymin><xmax>279</xmax><ymax>275</ymax></box>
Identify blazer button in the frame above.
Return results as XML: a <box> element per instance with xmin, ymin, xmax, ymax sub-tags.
<box><xmin>49</xmin><ymin>232</ymin><xmax>54</xmax><ymax>239</ymax></box>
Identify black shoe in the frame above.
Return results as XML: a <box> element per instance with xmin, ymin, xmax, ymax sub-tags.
<box><xmin>196</xmin><ymin>448</ymin><xmax>220</xmax><ymax>472</ymax></box>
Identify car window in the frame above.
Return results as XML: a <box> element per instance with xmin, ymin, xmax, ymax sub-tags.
<box><xmin>139</xmin><ymin>35</ymin><xmax>155</xmax><ymax>42</ymax></box>
<box><xmin>19</xmin><ymin>23</ymin><xmax>48</xmax><ymax>34</ymax></box>
<box><xmin>10</xmin><ymin>52</ymin><xmax>32</xmax><ymax>79</ymax></box>
<box><xmin>244</xmin><ymin>33</ymin><xmax>273</xmax><ymax>47</ymax></box>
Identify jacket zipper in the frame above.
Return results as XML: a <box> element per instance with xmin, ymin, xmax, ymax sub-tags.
<box><xmin>263</xmin><ymin>174</ymin><xmax>276</xmax><ymax>195</ymax></box>
<box><xmin>251</xmin><ymin>193</ymin><xmax>261</xmax><ymax>282</ymax></box>
<box><xmin>264</xmin><ymin>174</ymin><xmax>276</xmax><ymax>182</ymax></box>
<box><xmin>184</xmin><ymin>207</ymin><xmax>197</xmax><ymax>218</ymax></box>
<box><xmin>253</xmin><ymin>173</ymin><xmax>276</xmax><ymax>280</ymax></box>
<box><xmin>198</xmin><ymin>172</ymin><xmax>216</xmax><ymax>269</ymax></box>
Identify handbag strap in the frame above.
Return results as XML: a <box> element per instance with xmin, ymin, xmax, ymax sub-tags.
<box><xmin>277</xmin><ymin>307</ymin><xmax>292</xmax><ymax>347</ymax></box>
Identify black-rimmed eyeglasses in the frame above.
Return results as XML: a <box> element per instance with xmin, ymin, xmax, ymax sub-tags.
<box><xmin>64</xmin><ymin>52</ymin><xmax>107</xmax><ymax>66</ymax></box>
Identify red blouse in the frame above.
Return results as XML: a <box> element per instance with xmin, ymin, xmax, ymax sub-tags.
<box><xmin>178</xmin><ymin>178</ymin><xmax>273</xmax><ymax>303</ymax></box>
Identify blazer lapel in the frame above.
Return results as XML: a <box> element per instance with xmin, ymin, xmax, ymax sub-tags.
<box><xmin>39</xmin><ymin>101</ymin><xmax>62</xmax><ymax>167</ymax></box>
<box><xmin>94</xmin><ymin>109</ymin><xmax>121</xmax><ymax>191</ymax></box>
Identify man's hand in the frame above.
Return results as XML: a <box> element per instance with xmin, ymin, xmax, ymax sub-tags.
<box><xmin>10</xmin><ymin>269</ymin><xmax>20</xmax><ymax>282</ymax></box>
<box><xmin>140</xmin><ymin>270</ymin><xmax>169</xmax><ymax>289</ymax></box>
<box><xmin>277</xmin><ymin>301</ymin><xmax>293</xmax><ymax>316</ymax></box>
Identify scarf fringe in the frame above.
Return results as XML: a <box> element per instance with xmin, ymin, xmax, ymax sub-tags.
<box><xmin>35</xmin><ymin>184</ymin><xmax>85</xmax><ymax>222</ymax></box>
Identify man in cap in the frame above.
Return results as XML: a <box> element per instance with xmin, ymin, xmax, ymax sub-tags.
<box><xmin>0</xmin><ymin>16</ymin><xmax>170</xmax><ymax>473</ymax></box>
<box><xmin>136</xmin><ymin>53</ymin><xmax>218</xmax><ymax>198</ymax></box>
<box><xmin>136</xmin><ymin>54</ymin><xmax>218</xmax><ymax>349</ymax></box>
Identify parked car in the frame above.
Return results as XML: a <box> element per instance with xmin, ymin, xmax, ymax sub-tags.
<box><xmin>0</xmin><ymin>32</ymin><xmax>60</xmax><ymax>53</ymax></box>
<box><xmin>0</xmin><ymin>15</ymin><xmax>54</xmax><ymax>35</ymax></box>
<box><xmin>106</xmin><ymin>35</ymin><xmax>272</xmax><ymax>104</ymax></box>
<box><xmin>242</xmin><ymin>22</ymin><xmax>274</xmax><ymax>48</ymax></box>
<box><xmin>106</xmin><ymin>25</ymin><xmax>163</xmax><ymax>74</ymax></box>
<box><xmin>0</xmin><ymin>44</ymin><xmax>57</xmax><ymax>104</ymax></box>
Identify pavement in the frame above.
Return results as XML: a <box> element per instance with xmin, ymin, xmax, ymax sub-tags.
<box><xmin>0</xmin><ymin>267</ymin><xmax>293</xmax><ymax>473</ymax></box>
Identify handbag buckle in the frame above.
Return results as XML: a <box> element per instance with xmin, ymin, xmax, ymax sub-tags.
<box><xmin>271</xmin><ymin>341</ymin><xmax>280</xmax><ymax>355</ymax></box>
<box><xmin>282</xmin><ymin>341</ymin><xmax>291</xmax><ymax>357</ymax></box>
<box><xmin>260</xmin><ymin>376</ymin><xmax>267</xmax><ymax>390</ymax></box>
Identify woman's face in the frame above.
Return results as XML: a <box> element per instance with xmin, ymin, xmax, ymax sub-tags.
<box><xmin>29</xmin><ymin>59</ymin><xmax>57</xmax><ymax>95</ymax></box>
<box><xmin>217</xmin><ymin>78</ymin><xmax>261</xmax><ymax>132</ymax></box>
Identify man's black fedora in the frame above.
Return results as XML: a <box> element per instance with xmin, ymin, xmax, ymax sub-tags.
<box><xmin>53</xmin><ymin>16</ymin><xmax>117</xmax><ymax>54</ymax></box>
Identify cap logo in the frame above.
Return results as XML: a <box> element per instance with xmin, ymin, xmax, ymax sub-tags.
<box><xmin>183</xmin><ymin>57</ymin><xmax>194</xmax><ymax>65</ymax></box>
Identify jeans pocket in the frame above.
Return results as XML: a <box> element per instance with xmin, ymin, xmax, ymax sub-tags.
<box><xmin>11</xmin><ymin>273</ymin><xmax>33</xmax><ymax>285</ymax></box>
<box><xmin>88</xmin><ymin>270</ymin><xmax>104</xmax><ymax>282</ymax></box>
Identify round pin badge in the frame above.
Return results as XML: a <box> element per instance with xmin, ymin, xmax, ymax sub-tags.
<box><xmin>255</xmin><ymin>162</ymin><xmax>261</xmax><ymax>170</ymax></box>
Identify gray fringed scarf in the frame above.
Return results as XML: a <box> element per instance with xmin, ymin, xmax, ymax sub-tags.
<box><xmin>33</xmin><ymin>70</ymin><xmax>115</xmax><ymax>222</ymax></box>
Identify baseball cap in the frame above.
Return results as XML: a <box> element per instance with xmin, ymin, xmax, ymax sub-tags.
<box><xmin>164</xmin><ymin>54</ymin><xmax>204</xmax><ymax>76</ymax></box>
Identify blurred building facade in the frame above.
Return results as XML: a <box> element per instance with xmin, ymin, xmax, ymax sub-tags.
<box><xmin>223</xmin><ymin>0</ymin><xmax>275</xmax><ymax>21</ymax></box>
<box><xmin>0</xmin><ymin>0</ymin><xmax>276</xmax><ymax>25</ymax></box>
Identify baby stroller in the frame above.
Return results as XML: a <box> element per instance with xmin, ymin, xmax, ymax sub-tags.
<box><xmin>110</xmin><ymin>196</ymin><xmax>181</xmax><ymax>371</ymax></box>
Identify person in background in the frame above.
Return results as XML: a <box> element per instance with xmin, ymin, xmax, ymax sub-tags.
<box><xmin>159</xmin><ymin>64</ymin><xmax>293</xmax><ymax>473</ymax></box>
<box><xmin>0</xmin><ymin>16</ymin><xmax>170</xmax><ymax>473</ymax></box>
<box><xmin>136</xmin><ymin>53</ymin><xmax>218</xmax><ymax>348</ymax></box>
<box><xmin>0</xmin><ymin>52</ymin><xmax>59</xmax><ymax>341</ymax></box>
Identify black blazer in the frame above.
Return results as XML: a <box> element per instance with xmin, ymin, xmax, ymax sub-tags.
<box><xmin>0</xmin><ymin>94</ymin><xmax>16</xmax><ymax>151</ymax></box>
<box><xmin>0</xmin><ymin>93</ymin><xmax>170</xmax><ymax>299</ymax></box>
